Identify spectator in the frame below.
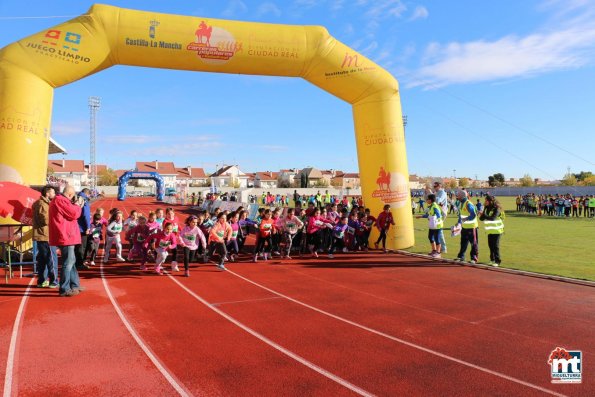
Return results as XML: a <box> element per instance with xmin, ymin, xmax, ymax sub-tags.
<box><xmin>75</xmin><ymin>188</ymin><xmax>92</xmax><ymax>270</ymax></box>
<box><xmin>479</xmin><ymin>194</ymin><xmax>504</xmax><ymax>266</ymax></box>
<box><xmin>49</xmin><ymin>185</ymin><xmax>84</xmax><ymax>297</ymax></box>
<box><xmin>32</xmin><ymin>185</ymin><xmax>58</xmax><ymax>288</ymax></box>
<box><xmin>433</xmin><ymin>181</ymin><xmax>448</xmax><ymax>254</ymax></box>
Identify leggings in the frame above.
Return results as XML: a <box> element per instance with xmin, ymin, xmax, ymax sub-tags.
<box><xmin>307</xmin><ymin>231</ymin><xmax>322</xmax><ymax>251</ymax></box>
<box><xmin>129</xmin><ymin>243</ymin><xmax>148</xmax><ymax>264</ymax></box>
<box><xmin>375</xmin><ymin>229</ymin><xmax>388</xmax><ymax>249</ymax></box>
<box><xmin>84</xmin><ymin>238</ymin><xmax>99</xmax><ymax>262</ymax></box>
<box><xmin>254</xmin><ymin>235</ymin><xmax>272</xmax><ymax>254</ymax></box>
<box><xmin>283</xmin><ymin>232</ymin><xmax>297</xmax><ymax>255</ymax></box>
<box><xmin>183</xmin><ymin>247</ymin><xmax>196</xmax><ymax>271</ymax></box>
<box><xmin>104</xmin><ymin>235</ymin><xmax>122</xmax><ymax>260</ymax></box>
<box><xmin>169</xmin><ymin>247</ymin><xmax>178</xmax><ymax>263</ymax></box>
<box><xmin>155</xmin><ymin>248</ymin><xmax>168</xmax><ymax>268</ymax></box>
<box><xmin>209</xmin><ymin>242</ymin><xmax>227</xmax><ymax>265</ymax></box>
<box><xmin>227</xmin><ymin>239</ymin><xmax>239</xmax><ymax>256</ymax></box>
<box><xmin>329</xmin><ymin>237</ymin><xmax>344</xmax><ymax>254</ymax></box>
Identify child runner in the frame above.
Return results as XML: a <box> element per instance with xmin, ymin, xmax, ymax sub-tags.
<box><xmin>103</xmin><ymin>210</ymin><xmax>126</xmax><ymax>263</ymax></box>
<box><xmin>129</xmin><ymin>216</ymin><xmax>151</xmax><ymax>270</ymax></box>
<box><xmin>178</xmin><ymin>215</ymin><xmax>207</xmax><ymax>276</ymax></box>
<box><xmin>208</xmin><ymin>213</ymin><xmax>232</xmax><ymax>270</ymax></box>
<box><xmin>155</xmin><ymin>208</ymin><xmax>165</xmax><ymax>229</ymax></box>
<box><xmin>124</xmin><ymin>210</ymin><xmax>139</xmax><ymax>259</ymax></box>
<box><xmin>416</xmin><ymin>194</ymin><xmax>443</xmax><ymax>258</ymax></box>
<box><xmin>237</xmin><ymin>210</ymin><xmax>257</xmax><ymax>253</ymax></box>
<box><xmin>162</xmin><ymin>208</ymin><xmax>181</xmax><ymax>271</ymax></box>
<box><xmin>84</xmin><ymin>213</ymin><xmax>103</xmax><ymax>266</ymax></box>
<box><xmin>271</xmin><ymin>208</ymin><xmax>282</xmax><ymax>256</ymax></box>
<box><xmin>328</xmin><ymin>216</ymin><xmax>349</xmax><ymax>259</ymax></box>
<box><xmin>374</xmin><ymin>204</ymin><xmax>395</xmax><ymax>253</ymax></box>
<box><xmin>277</xmin><ymin>208</ymin><xmax>304</xmax><ymax>259</ymax></box>
<box><xmin>306</xmin><ymin>208</ymin><xmax>332</xmax><ymax>258</ymax></box>
<box><xmin>253</xmin><ymin>209</ymin><xmax>275</xmax><ymax>262</ymax></box>
<box><xmin>226</xmin><ymin>212</ymin><xmax>241</xmax><ymax>262</ymax></box>
<box><xmin>149</xmin><ymin>223</ymin><xmax>177</xmax><ymax>275</ymax></box>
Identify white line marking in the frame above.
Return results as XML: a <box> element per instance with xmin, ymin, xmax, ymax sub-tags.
<box><xmin>211</xmin><ymin>296</ymin><xmax>283</xmax><ymax>307</ymax></box>
<box><xmin>3</xmin><ymin>278</ymin><xmax>34</xmax><ymax>397</ymax></box>
<box><xmin>167</xmin><ymin>274</ymin><xmax>375</xmax><ymax>397</ymax></box>
<box><xmin>99</xmin><ymin>263</ymin><xmax>191</xmax><ymax>397</ymax></box>
<box><xmin>227</xmin><ymin>269</ymin><xmax>568</xmax><ymax>397</ymax></box>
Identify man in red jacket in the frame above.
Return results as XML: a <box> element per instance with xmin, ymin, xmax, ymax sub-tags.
<box><xmin>49</xmin><ymin>185</ymin><xmax>84</xmax><ymax>297</ymax></box>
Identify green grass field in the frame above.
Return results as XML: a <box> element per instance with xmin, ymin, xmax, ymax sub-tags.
<box><xmin>407</xmin><ymin>196</ymin><xmax>595</xmax><ymax>281</ymax></box>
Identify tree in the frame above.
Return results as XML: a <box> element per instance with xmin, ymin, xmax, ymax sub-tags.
<box><xmin>520</xmin><ymin>174</ymin><xmax>534</xmax><ymax>187</ymax></box>
<box><xmin>446</xmin><ymin>178</ymin><xmax>458</xmax><ymax>190</ymax></box>
<box><xmin>573</xmin><ymin>171</ymin><xmax>593</xmax><ymax>182</ymax></box>
<box><xmin>278</xmin><ymin>180</ymin><xmax>291</xmax><ymax>188</ymax></box>
<box><xmin>561</xmin><ymin>173</ymin><xmax>578</xmax><ymax>186</ymax></box>
<box><xmin>471</xmin><ymin>180</ymin><xmax>480</xmax><ymax>189</ymax></box>
<box><xmin>98</xmin><ymin>168</ymin><xmax>118</xmax><ymax>186</ymax></box>
<box><xmin>488</xmin><ymin>173</ymin><xmax>505</xmax><ymax>187</ymax></box>
<box><xmin>46</xmin><ymin>166</ymin><xmax>55</xmax><ymax>177</ymax></box>
<box><xmin>459</xmin><ymin>177</ymin><xmax>470</xmax><ymax>188</ymax></box>
<box><xmin>582</xmin><ymin>175</ymin><xmax>595</xmax><ymax>186</ymax></box>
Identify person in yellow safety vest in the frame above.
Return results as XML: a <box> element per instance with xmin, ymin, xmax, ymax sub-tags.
<box><xmin>589</xmin><ymin>195</ymin><xmax>595</xmax><ymax>218</ymax></box>
<box><xmin>454</xmin><ymin>190</ymin><xmax>479</xmax><ymax>263</ymax></box>
<box><xmin>416</xmin><ymin>194</ymin><xmax>443</xmax><ymax>259</ymax></box>
<box><xmin>479</xmin><ymin>194</ymin><xmax>504</xmax><ymax>267</ymax></box>
<box><xmin>324</xmin><ymin>190</ymin><xmax>331</xmax><ymax>205</ymax></box>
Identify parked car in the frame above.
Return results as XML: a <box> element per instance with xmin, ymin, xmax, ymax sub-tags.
<box><xmin>127</xmin><ymin>191</ymin><xmax>143</xmax><ymax>197</ymax></box>
<box><xmin>143</xmin><ymin>191</ymin><xmax>156</xmax><ymax>197</ymax></box>
<box><xmin>165</xmin><ymin>187</ymin><xmax>176</xmax><ymax>196</ymax></box>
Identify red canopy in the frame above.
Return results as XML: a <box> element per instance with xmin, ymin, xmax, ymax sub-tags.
<box><xmin>0</xmin><ymin>181</ymin><xmax>40</xmax><ymax>225</ymax></box>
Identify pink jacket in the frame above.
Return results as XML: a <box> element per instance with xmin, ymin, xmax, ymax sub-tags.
<box><xmin>307</xmin><ymin>216</ymin><xmax>331</xmax><ymax>234</ymax></box>
<box><xmin>49</xmin><ymin>194</ymin><xmax>82</xmax><ymax>246</ymax></box>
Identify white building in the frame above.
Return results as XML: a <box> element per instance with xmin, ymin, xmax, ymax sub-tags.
<box><xmin>210</xmin><ymin>165</ymin><xmax>249</xmax><ymax>188</ymax></box>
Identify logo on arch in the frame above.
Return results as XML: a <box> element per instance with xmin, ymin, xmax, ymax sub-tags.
<box><xmin>371</xmin><ymin>167</ymin><xmax>408</xmax><ymax>207</ymax></box>
<box><xmin>186</xmin><ymin>21</ymin><xmax>242</xmax><ymax>64</ymax></box>
<box><xmin>25</xmin><ymin>29</ymin><xmax>91</xmax><ymax>64</ymax></box>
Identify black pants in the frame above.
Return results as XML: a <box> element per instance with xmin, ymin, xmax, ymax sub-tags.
<box><xmin>375</xmin><ymin>229</ymin><xmax>388</xmax><ymax>249</ymax></box>
<box><xmin>75</xmin><ymin>233</ymin><xmax>88</xmax><ymax>267</ymax></box>
<box><xmin>208</xmin><ymin>242</ymin><xmax>227</xmax><ymax>264</ymax></box>
<box><xmin>487</xmin><ymin>234</ymin><xmax>501</xmax><ymax>264</ymax></box>
<box><xmin>254</xmin><ymin>236</ymin><xmax>272</xmax><ymax>254</ymax></box>
<box><xmin>183</xmin><ymin>247</ymin><xmax>196</xmax><ymax>271</ymax></box>
<box><xmin>329</xmin><ymin>237</ymin><xmax>344</xmax><ymax>254</ymax></box>
<box><xmin>169</xmin><ymin>247</ymin><xmax>178</xmax><ymax>263</ymax></box>
<box><xmin>457</xmin><ymin>228</ymin><xmax>478</xmax><ymax>261</ymax></box>
<box><xmin>84</xmin><ymin>238</ymin><xmax>99</xmax><ymax>262</ymax></box>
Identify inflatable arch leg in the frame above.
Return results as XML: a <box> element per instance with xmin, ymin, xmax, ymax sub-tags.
<box><xmin>0</xmin><ymin>4</ymin><xmax>414</xmax><ymax>249</ymax></box>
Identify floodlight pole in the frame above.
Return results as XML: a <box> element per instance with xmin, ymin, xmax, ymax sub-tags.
<box><xmin>89</xmin><ymin>96</ymin><xmax>101</xmax><ymax>192</ymax></box>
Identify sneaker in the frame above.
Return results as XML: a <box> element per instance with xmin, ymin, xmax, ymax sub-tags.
<box><xmin>312</xmin><ymin>251</ymin><xmax>318</xmax><ymax>258</ymax></box>
<box><xmin>102</xmin><ymin>257</ymin><xmax>109</xmax><ymax>263</ymax></box>
<box><xmin>382</xmin><ymin>249</ymin><xmax>388</xmax><ymax>253</ymax></box>
<box><xmin>41</xmin><ymin>280</ymin><xmax>50</xmax><ymax>288</ymax></box>
<box><xmin>48</xmin><ymin>282</ymin><xmax>59</xmax><ymax>288</ymax></box>
<box><xmin>59</xmin><ymin>289</ymin><xmax>79</xmax><ymax>297</ymax></box>
<box><xmin>90</xmin><ymin>261</ymin><xmax>96</xmax><ymax>266</ymax></box>
<box><xmin>140</xmin><ymin>264</ymin><xmax>147</xmax><ymax>271</ymax></box>
<box><xmin>342</xmin><ymin>247</ymin><xmax>348</xmax><ymax>253</ymax></box>
<box><xmin>253</xmin><ymin>256</ymin><xmax>258</xmax><ymax>263</ymax></box>
<box><xmin>454</xmin><ymin>257</ymin><xmax>464</xmax><ymax>262</ymax></box>
<box><xmin>230</xmin><ymin>254</ymin><xmax>236</xmax><ymax>262</ymax></box>
<box><xmin>184</xmin><ymin>270</ymin><xmax>190</xmax><ymax>277</ymax></box>
<box><xmin>273</xmin><ymin>251</ymin><xmax>281</xmax><ymax>256</ymax></box>
<box><xmin>285</xmin><ymin>255</ymin><xmax>292</xmax><ymax>260</ymax></box>
<box><xmin>374</xmin><ymin>242</ymin><xmax>379</xmax><ymax>250</ymax></box>
<box><xmin>441</xmin><ymin>248</ymin><xmax>447</xmax><ymax>254</ymax></box>
<box><xmin>431</xmin><ymin>252</ymin><xmax>441</xmax><ymax>259</ymax></box>
<box><xmin>216</xmin><ymin>263</ymin><xmax>227</xmax><ymax>271</ymax></box>
<box><xmin>263</xmin><ymin>253</ymin><xmax>269</xmax><ymax>261</ymax></box>
<box><xmin>116</xmin><ymin>256</ymin><xmax>126</xmax><ymax>262</ymax></box>
<box><xmin>171</xmin><ymin>262</ymin><xmax>179</xmax><ymax>272</ymax></box>
<box><xmin>328</xmin><ymin>254</ymin><xmax>334</xmax><ymax>259</ymax></box>
<box><xmin>470</xmin><ymin>260</ymin><xmax>477</xmax><ymax>264</ymax></box>
<box><xmin>428</xmin><ymin>250</ymin><xmax>436</xmax><ymax>256</ymax></box>
<box><xmin>155</xmin><ymin>266</ymin><xmax>163</xmax><ymax>275</ymax></box>
<box><xmin>493</xmin><ymin>262</ymin><xmax>500</xmax><ymax>267</ymax></box>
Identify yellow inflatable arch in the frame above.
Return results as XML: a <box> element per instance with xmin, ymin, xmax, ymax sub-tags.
<box><xmin>0</xmin><ymin>4</ymin><xmax>413</xmax><ymax>249</ymax></box>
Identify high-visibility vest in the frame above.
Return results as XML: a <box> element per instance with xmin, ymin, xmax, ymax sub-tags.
<box><xmin>460</xmin><ymin>200</ymin><xmax>478</xmax><ymax>229</ymax></box>
<box><xmin>589</xmin><ymin>198</ymin><xmax>595</xmax><ymax>208</ymax></box>
<box><xmin>483</xmin><ymin>208</ymin><xmax>504</xmax><ymax>235</ymax></box>
<box><xmin>428</xmin><ymin>203</ymin><xmax>444</xmax><ymax>230</ymax></box>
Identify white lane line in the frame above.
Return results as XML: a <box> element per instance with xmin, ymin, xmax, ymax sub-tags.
<box><xmin>99</xmin><ymin>263</ymin><xmax>192</xmax><ymax>397</ymax></box>
<box><xmin>227</xmin><ymin>269</ymin><xmax>568</xmax><ymax>397</ymax></box>
<box><xmin>167</xmin><ymin>274</ymin><xmax>375</xmax><ymax>397</ymax></box>
<box><xmin>211</xmin><ymin>296</ymin><xmax>283</xmax><ymax>307</ymax></box>
<box><xmin>3</xmin><ymin>278</ymin><xmax>35</xmax><ymax>397</ymax></box>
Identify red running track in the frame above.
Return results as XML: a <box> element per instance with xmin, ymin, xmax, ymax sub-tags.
<box><xmin>0</xmin><ymin>197</ymin><xmax>592</xmax><ymax>396</ymax></box>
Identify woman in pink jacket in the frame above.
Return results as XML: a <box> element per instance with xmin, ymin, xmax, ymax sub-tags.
<box><xmin>49</xmin><ymin>186</ymin><xmax>83</xmax><ymax>297</ymax></box>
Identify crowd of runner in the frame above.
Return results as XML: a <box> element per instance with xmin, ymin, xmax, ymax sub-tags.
<box><xmin>516</xmin><ymin>194</ymin><xmax>595</xmax><ymax>217</ymax></box>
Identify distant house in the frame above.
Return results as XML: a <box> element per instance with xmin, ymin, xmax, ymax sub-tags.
<box><xmin>299</xmin><ymin>167</ymin><xmax>324</xmax><ymax>187</ymax></box>
<box><xmin>135</xmin><ymin>161</ymin><xmax>178</xmax><ymax>187</ymax></box>
<box><xmin>176</xmin><ymin>166</ymin><xmax>207</xmax><ymax>186</ymax></box>
<box><xmin>278</xmin><ymin>169</ymin><xmax>299</xmax><ymax>187</ymax></box>
<box><xmin>409</xmin><ymin>174</ymin><xmax>423</xmax><ymax>190</ymax></box>
<box><xmin>331</xmin><ymin>172</ymin><xmax>360</xmax><ymax>189</ymax></box>
<box><xmin>254</xmin><ymin>172</ymin><xmax>279</xmax><ymax>188</ymax></box>
<box><xmin>210</xmin><ymin>165</ymin><xmax>249</xmax><ymax>188</ymax></box>
<box><xmin>47</xmin><ymin>159</ymin><xmax>86</xmax><ymax>190</ymax></box>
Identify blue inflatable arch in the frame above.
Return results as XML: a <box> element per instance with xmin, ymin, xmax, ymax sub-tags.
<box><xmin>117</xmin><ymin>171</ymin><xmax>165</xmax><ymax>201</ymax></box>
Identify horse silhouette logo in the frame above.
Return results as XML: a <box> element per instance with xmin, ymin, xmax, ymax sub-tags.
<box><xmin>195</xmin><ymin>21</ymin><xmax>212</xmax><ymax>46</ymax></box>
<box><xmin>376</xmin><ymin>166</ymin><xmax>391</xmax><ymax>191</ymax></box>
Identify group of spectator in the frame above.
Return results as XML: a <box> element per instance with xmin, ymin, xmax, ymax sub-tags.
<box><xmin>32</xmin><ymin>185</ymin><xmax>91</xmax><ymax>297</ymax></box>
<box><xmin>516</xmin><ymin>194</ymin><xmax>595</xmax><ymax>217</ymax></box>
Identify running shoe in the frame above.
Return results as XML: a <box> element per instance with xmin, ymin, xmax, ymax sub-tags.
<box><xmin>48</xmin><ymin>282</ymin><xmax>59</xmax><ymax>288</ymax></box>
<box><xmin>90</xmin><ymin>261</ymin><xmax>96</xmax><ymax>266</ymax></box>
<box><xmin>184</xmin><ymin>270</ymin><xmax>190</xmax><ymax>277</ymax></box>
<box><xmin>155</xmin><ymin>266</ymin><xmax>163</xmax><ymax>275</ymax></box>
<box><xmin>431</xmin><ymin>252</ymin><xmax>441</xmax><ymax>259</ymax></box>
<box><xmin>40</xmin><ymin>280</ymin><xmax>50</xmax><ymax>288</ymax></box>
<box><xmin>216</xmin><ymin>263</ymin><xmax>227</xmax><ymax>271</ymax></box>
<box><xmin>140</xmin><ymin>264</ymin><xmax>147</xmax><ymax>271</ymax></box>
<box><xmin>171</xmin><ymin>261</ymin><xmax>179</xmax><ymax>272</ymax></box>
<box><xmin>285</xmin><ymin>255</ymin><xmax>292</xmax><ymax>260</ymax></box>
<box><xmin>253</xmin><ymin>256</ymin><xmax>258</xmax><ymax>263</ymax></box>
<box><xmin>116</xmin><ymin>256</ymin><xmax>126</xmax><ymax>262</ymax></box>
<box><xmin>328</xmin><ymin>254</ymin><xmax>334</xmax><ymax>259</ymax></box>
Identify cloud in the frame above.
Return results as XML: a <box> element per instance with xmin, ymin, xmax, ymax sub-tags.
<box><xmin>222</xmin><ymin>0</ymin><xmax>248</xmax><ymax>18</ymax></box>
<box><xmin>409</xmin><ymin>5</ymin><xmax>428</xmax><ymax>21</ymax></box>
<box><xmin>51</xmin><ymin>121</ymin><xmax>87</xmax><ymax>136</ymax></box>
<box><xmin>409</xmin><ymin>26</ymin><xmax>595</xmax><ymax>88</ymax></box>
<box><xmin>257</xmin><ymin>2</ymin><xmax>282</xmax><ymax>17</ymax></box>
<box><xmin>361</xmin><ymin>0</ymin><xmax>407</xmax><ymax>20</ymax></box>
<box><xmin>331</xmin><ymin>0</ymin><xmax>346</xmax><ymax>11</ymax></box>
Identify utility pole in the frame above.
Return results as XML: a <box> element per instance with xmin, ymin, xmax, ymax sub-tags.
<box><xmin>88</xmin><ymin>97</ymin><xmax>100</xmax><ymax>192</ymax></box>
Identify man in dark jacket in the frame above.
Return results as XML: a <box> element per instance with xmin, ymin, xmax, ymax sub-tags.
<box><xmin>49</xmin><ymin>185</ymin><xmax>83</xmax><ymax>297</ymax></box>
<box><xmin>32</xmin><ymin>185</ymin><xmax>57</xmax><ymax>288</ymax></box>
<box><xmin>75</xmin><ymin>188</ymin><xmax>92</xmax><ymax>270</ymax></box>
